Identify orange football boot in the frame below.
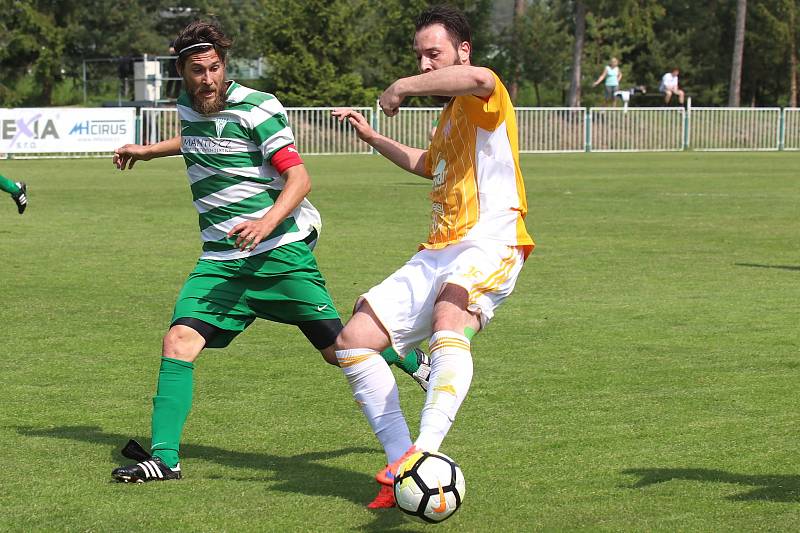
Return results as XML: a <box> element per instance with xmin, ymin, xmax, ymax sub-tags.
<box><xmin>375</xmin><ymin>445</ymin><xmax>419</xmax><ymax>486</ymax></box>
<box><xmin>367</xmin><ymin>445</ymin><xmax>420</xmax><ymax>508</ymax></box>
<box><xmin>367</xmin><ymin>484</ymin><xmax>396</xmax><ymax>509</ymax></box>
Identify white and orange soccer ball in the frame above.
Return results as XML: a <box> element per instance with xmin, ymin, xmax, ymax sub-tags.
<box><xmin>393</xmin><ymin>451</ymin><xmax>466</xmax><ymax>523</ymax></box>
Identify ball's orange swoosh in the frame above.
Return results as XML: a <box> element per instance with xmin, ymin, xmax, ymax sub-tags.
<box><xmin>433</xmin><ymin>482</ymin><xmax>447</xmax><ymax>513</ymax></box>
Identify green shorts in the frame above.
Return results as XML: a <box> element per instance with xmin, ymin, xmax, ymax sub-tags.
<box><xmin>171</xmin><ymin>240</ymin><xmax>340</xmax><ymax>348</ymax></box>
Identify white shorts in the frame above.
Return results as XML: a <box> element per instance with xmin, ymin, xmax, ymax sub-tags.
<box><xmin>360</xmin><ymin>240</ymin><xmax>526</xmax><ymax>356</ymax></box>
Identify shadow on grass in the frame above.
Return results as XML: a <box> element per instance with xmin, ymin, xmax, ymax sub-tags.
<box><xmin>16</xmin><ymin>424</ymin><xmax>412</xmax><ymax>531</ymax></box>
<box><xmin>735</xmin><ymin>263</ymin><xmax>800</xmax><ymax>272</ymax></box>
<box><xmin>623</xmin><ymin>468</ymin><xmax>800</xmax><ymax>502</ymax></box>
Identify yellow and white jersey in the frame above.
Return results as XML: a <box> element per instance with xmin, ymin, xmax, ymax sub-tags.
<box><xmin>424</xmin><ymin>71</ymin><xmax>534</xmax><ymax>259</ymax></box>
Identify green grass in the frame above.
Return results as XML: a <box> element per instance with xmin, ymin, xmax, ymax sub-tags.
<box><xmin>0</xmin><ymin>152</ymin><xmax>798</xmax><ymax>531</ymax></box>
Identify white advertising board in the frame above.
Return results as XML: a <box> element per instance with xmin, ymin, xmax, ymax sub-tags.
<box><xmin>0</xmin><ymin>107</ymin><xmax>136</xmax><ymax>153</ymax></box>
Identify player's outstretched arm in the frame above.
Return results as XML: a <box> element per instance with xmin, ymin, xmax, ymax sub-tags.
<box><xmin>379</xmin><ymin>65</ymin><xmax>495</xmax><ymax>116</ymax></box>
<box><xmin>113</xmin><ymin>135</ymin><xmax>182</xmax><ymax>170</ymax></box>
<box><xmin>331</xmin><ymin>108</ymin><xmax>429</xmax><ymax>178</ymax></box>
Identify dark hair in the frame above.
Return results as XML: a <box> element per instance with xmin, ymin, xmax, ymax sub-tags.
<box><xmin>174</xmin><ymin>21</ymin><xmax>233</xmax><ymax>67</ymax></box>
<box><xmin>415</xmin><ymin>5</ymin><xmax>472</xmax><ymax>51</ymax></box>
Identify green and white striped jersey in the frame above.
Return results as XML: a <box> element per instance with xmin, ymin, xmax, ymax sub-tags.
<box><xmin>177</xmin><ymin>81</ymin><xmax>320</xmax><ymax>260</ymax></box>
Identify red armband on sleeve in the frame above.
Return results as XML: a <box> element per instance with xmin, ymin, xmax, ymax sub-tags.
<box><xmin>270</xmin><ymin>144</ymin><xmax>304</xmax><ymax>174</ymax></box>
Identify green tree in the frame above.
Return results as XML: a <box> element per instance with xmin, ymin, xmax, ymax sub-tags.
<box><xmin>353</xmin><ymin>0</ymin><xmax>495</xmax><ymax>104</ymax></box>
<box><xmin>745</xmin><ymin>0</ymin><xmax>796</xmax><ymax>105</ymax></box>
<box><xmin>0</xmin><ymin>1</ymin><xmax>66</xmax><ymax>105</ymax></box>
<box><xmin>350</xmin><ymin>0</ymin><xmax>428</xmax><ymax>93</ymax></box>
<box><xmin>0</xmin><ymin>0</ymin><xmax>172</xmax><ymax>106</ymax></box>
<box><xmin>192</xmin><ymin>0</ymin><xmax>265</xmax><ymax>59</ymax></box>
<box><xmin>494</xmin><ymin>0</ymin><xmax>571</xmax><ymax>106</ymax></box>
<box><xmin>255</xmin><ymin>0</ymin><xmax>377</xmax><ymax>106</ymax></box>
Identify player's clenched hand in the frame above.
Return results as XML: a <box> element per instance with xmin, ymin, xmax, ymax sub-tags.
<box><xmin>379</xmin><ymin>82</ymin><xmax>404</xmax><ymax>117</ymax></box>
<box><xmin>227</xmin><ymin>218</ymin><xmax>275</xmax><ymax>252</ymax></box>
<box><xmin>113</xmin><ymin>144</ymin><xmax>150</xmax><ymax>170</ymax></box>
<box><xmin>331</xmin><ymin>108</ymin><xmax>377</xmax><ymax>143</ymax></box>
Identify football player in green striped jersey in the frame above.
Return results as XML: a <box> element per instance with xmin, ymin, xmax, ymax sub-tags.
<box><xmin>109</xmin><ymin>20</ymin><xmax>427</xmax><ymax>483</ymax></box>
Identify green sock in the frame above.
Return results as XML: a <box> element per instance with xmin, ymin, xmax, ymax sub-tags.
<box><xmin>381</xmin><ymin>346</ymin><xmax>421</xmax><ymax>375</ymax></box>
<box><xmin>0</xmin><ymin>175</ymin><xmax>20</xmax><ymax>195</ymax></box>
<box><xmin>150</xmin><ymin>357</ymin><xmax>194</xmax><ymax>468</ymax></box>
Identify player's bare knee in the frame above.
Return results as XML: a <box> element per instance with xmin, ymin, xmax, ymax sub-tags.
<box><xmin>335</xmin><ymin>305</ymin><xmax>391</xmax><ymax>352</ymax></box>
<box><xmin>335</xmin><ymin>326</ymin><xmax>359</xmax><ymax>351</ymax></box>
<box><xmin>432</xmin><ymin>311</ymin><xmax>480</xmax><ymax>334</ymax></box>
<box><xmin>162</xmin><ymin>326</ymin><xmax>204</xmax><ymax>362</ymax></box>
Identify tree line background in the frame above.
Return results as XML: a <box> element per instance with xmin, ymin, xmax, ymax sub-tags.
<box><xmin>0</xmin><ymin>0</ymin><xmax>793</xmax><ymax>108</ymax></box>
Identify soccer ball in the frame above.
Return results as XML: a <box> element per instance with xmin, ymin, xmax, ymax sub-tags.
<box><xmin>393</xmin><ymin>451</ymin><xmax>466</xmax><ymax>523</ymax></box>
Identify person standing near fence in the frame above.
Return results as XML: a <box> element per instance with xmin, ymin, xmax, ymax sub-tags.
<box><xmin>331</xmin><ymin>4</ymin><xmax>534</xmax><ymax>509</ymax></box>
<box><xmin>108</xmin><ymin>20</ymin><xmax>429</xmax><ymax>484</ymax></box>
<box><xmin>593</xmin><ymin>57</ymin><xmax>622</xmax><ymax>106</ymax></box>
<box><xmin>0</xmin><ymin>174</ymin><xmax>27</xmax><ymax>214</ymax></box>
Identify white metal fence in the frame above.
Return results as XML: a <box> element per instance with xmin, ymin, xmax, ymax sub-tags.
<box><xmin>139</xmin><ymin>104</ymin><xmax>800</xmax><ymax>155</ymax></box>
<box><xmin>374</xmin><ymin>107</ymin><xmax>441</xmax><ymax>150</ymax></box>
<box><xmin>6</xmin><ymin>104</ymin><xmax>794</xmax><ymax>159</ymax></box>
<box><xmin>140</xmin><ymin>106</ymin><xmax>373</xmax><ymax>155</ymax></box>
<box><xmin>516</xmin><ymin>108</ymin><xmax>586</xmax><ymax>152</ymax></box>
<box><xmin>779</xmin><ymin>108</ymin><xmax>800</xmax><ymax>150</ymax></box>
<box><xmin>689</xmin><ymin>107</ymin><xmax>781</xmax><ymax>151</ymax></box>
<box><xmin>374</xmin><ymin>105</ymin><xmax>795</xmax><ymax>153</ymax></box>
<box><xmin>589</xmin><ymin>108</ymin><xmax>685</xmax><ymax>152</ymax></box>
<box><xmin>141</xmin><ymin>107</ymin><xmax>181</xmax><ymax>145</ymax></box>
<box><xmin>288</xmin><ymin>107</ymin><xmax>372</xmax><ymax>155</ymax></box>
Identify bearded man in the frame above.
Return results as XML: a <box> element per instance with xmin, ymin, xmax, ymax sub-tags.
<box><xmin>331</xmin><ymin>5</ymin><xmax>534</xmax><ymax>508</ymax></box>
<box><xmin>110</xmin><ymin>20</ymin><xmax>428</xmax><ymax>482</ymax></box>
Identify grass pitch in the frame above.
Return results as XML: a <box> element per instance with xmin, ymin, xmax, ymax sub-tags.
<box><xmin>0</xmin><ymin>152</ymin><xmax>798</xmax><ymax>531</ymax></box>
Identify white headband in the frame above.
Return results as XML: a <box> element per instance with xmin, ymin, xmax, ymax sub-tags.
<box><xmin>178</xmin><ymin>42</ymin><xmax>214</xmax><ymax>56</ymax></box>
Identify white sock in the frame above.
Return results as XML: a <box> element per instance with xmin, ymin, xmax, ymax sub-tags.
<box><xmin>414</xmin><ymin>330</ymin><xmax>473</xmax><ymax>453</ymax></box>
<box><xmin>337</xmin><ymin>348</ymin><xmax>412</xmax><ymax>463</ymax></box>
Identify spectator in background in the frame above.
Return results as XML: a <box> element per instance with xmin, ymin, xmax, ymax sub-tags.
<box><xmin>660</xmin><ymin>68</ymin><xmax>685</xmax><ymax>105</ymax></box>
<box><xmin>592</xmin><ymin>57</ymin><xmax>622</xmax><ymax>106</ymax></box>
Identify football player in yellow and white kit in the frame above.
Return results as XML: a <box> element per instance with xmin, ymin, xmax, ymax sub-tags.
<box><xmin>332</xmin><ymin>5</ymin><xmax>534</xmax><ymax>508</ymax></box>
